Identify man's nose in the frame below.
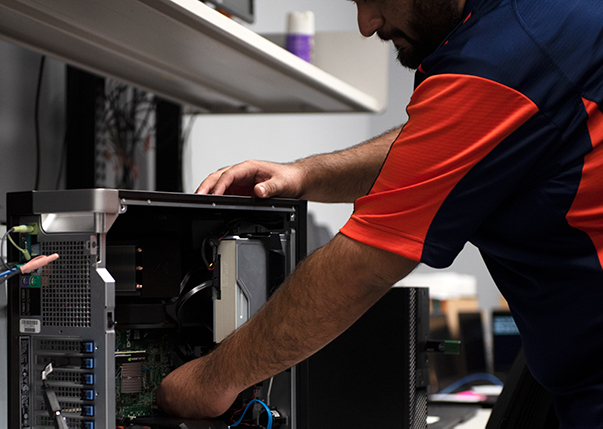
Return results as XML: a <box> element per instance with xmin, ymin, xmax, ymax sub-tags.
<box><xmin>356</xmin><ymin>3</ymin><xmax>384</xmax><ymax>37</ymax></box>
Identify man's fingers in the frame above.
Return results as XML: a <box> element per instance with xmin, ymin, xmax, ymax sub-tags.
<box><xmin>196</xmin><ymin>162</ymin><xmax>265</xmax><ymax>196</ymax></box>
<box><xmin>196</xmin><ymin>167</ymin><xmax>230</xmax><ymax>195</ymax></box>
<box><xmin>195</xmin><ymin>180</ymin><xmax>214</xmax><ymax>195</ymax></box>
<box><xmin>195</xmin><ymin>161</ymin><xmax>298</xmax><ymax>198</ymax></box>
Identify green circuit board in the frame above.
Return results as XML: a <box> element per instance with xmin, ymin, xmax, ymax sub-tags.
<box><xmin>115</xmin><ymin>330</ymin><xmax>172</xmax><ymax>421</ymax></box>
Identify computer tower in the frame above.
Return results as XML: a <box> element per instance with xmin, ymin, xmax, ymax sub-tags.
<box><xmin>6</xmin><ymin>189</ymin><xmax>306</xmax><ymax>429</ymax></box>
<box><xmin>297</xmin><ymin>286</ymin><xmax>430</xmax><ymax>429</ymax></box>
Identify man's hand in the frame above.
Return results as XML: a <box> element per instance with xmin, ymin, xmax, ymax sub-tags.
<box><xmin>195</xmin><ymin>126</ymin><xmax>401</xmax><ymax>202</ymax></box>
<box><xmin>155</xmin><ymin>355</ymin><xmax>239</xmax><ymax>420</ymax></box>
<box><xmin>196</xmin><ymin>160</ymin><xmax>304</xmax><ymax>199</ymax></box>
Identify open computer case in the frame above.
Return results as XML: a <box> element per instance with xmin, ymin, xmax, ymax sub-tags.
<box><xmin>6</xmin><ymin>189</ymin><xmax>430</xmax><ymax>429</ymax></box>
<box><xmin>6</xmin><ymin>189</ymin><xmax>306</xmax><ymax>429</ymax></box>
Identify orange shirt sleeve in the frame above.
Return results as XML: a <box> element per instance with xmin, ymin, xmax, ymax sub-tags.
<box><xmin>340</xmin><ymin>73</ymin><xmax>539</xmax><ymax>264</ymax></box>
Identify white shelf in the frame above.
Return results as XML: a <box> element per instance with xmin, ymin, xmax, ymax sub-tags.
<box><xmin>0</xmin><ymin>0</ymin><xmax>384</xmax><ymax>113</ymax></box>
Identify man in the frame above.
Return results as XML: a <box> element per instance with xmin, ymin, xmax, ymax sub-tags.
<box><xmin>157</xmin><ymin>0</ymin><xmax>603</xmax><ymax>427</ymax></box>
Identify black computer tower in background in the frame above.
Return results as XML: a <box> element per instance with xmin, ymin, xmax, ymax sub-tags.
<box><xmin>297</xmin><ymin>286</ymin><xmax>430</xmax><ymax>429</ymax></box>
<box><xmin>6</xmin><ymin>189</ymin><xmax>306</xmax><ymax>429</ymax></box>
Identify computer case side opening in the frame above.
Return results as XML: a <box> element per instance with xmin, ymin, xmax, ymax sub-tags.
<box><xmin>7</xmin><ymin>189</ymin><xmax>306</xmax><ymax>429</ymax></box>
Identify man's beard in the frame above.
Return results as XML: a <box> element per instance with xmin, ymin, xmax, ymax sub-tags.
<box><xmin>380</xmin><ymin>0</ymin><xmax>463</xmax><ymax>69</ymax></box>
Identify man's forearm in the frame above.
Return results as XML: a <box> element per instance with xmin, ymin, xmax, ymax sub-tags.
<box><xmin>195</xmin><ymin>233</ymin><xmax>417</xmax><ymax>397</ymax></box>
<box><xmin>296</xmin><ymin>126</ymin><xmax>401</xmax><ymax>203</ymax></box>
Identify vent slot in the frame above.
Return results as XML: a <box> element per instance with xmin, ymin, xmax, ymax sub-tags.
<box><xmin>36</xmin><ymin>414</ymin><xmax>90</xmax><ymax>429</ymax></box>
<box><xmin>41</xmin><ymin>241</ymin><xmax>91</xmax><ymax>327</ymax></box>
<box><xmin>36</xmin><ymin>385</ymin><xmax>83</xmax><ymax>399</ymax></box>
<box><xmin>46</xmin><ymin>370</ymin><xmax>90</xmax><ymax>385</ymax></box>
<box><xmin>408</xmin><ymin>288</ymin><xmax>428</xmax><ymax>428</ymax></box>
<box><xmin>38</xmin><ymin>399</ymin><xmax>83</xmax><ymax>413</ymax></box>
<box><xmin>36</xmin><ymin>339</ymin><xmax>82</xmax><ymax>352</ymax></box>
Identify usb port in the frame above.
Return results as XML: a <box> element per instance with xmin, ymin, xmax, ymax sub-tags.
<box><xmin>82</xmin><ymin>374</ymin><xmax>94</xmax><ymax>385</ymax></box>
<box><xmin>82</xmin><ymin>389</ymin><xmax>95</xmax><ymax>401</ymax></box>
<box><xmin>81</xmin><ymin>341</ymin><xmax>95</xmax><ymax>353</ymax></box>
<box><xmin>82</xmin><ymin>358</ymin><xmax>94</xmax><ymax>369</ymax></box>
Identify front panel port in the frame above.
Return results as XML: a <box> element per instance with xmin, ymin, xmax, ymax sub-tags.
<box><xmin>82</xmin><ymin>374</ymin><xmax>94</xmax><ymax>385</ymax></box>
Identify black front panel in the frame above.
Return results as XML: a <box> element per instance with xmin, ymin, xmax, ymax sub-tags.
<box><xmin>299</xmin><ymin>287</ymin><xmax>429</xmax><ymax>429</ymax></box>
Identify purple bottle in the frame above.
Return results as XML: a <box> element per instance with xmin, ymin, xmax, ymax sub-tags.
<box><xmin>286</xmin><ymin>11</ymin><xmax>315</xmax><ymax>63</ymax></box>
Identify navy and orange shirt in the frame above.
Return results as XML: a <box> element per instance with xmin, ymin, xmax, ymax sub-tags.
<box><xmin>341</xmin><ymin>0</ymin><xmax>603</xmax><ymax>425</ymax></box>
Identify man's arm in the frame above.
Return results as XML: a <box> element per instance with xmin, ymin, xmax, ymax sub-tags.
<box><xmin>196</xmin><ymin>126</ymin><xmax>401</xmax><ymax>203</ymax></box>
<box><xmin>155</xmin><ymin>233</ymin><xmax>418</xmax><ymax>419</ymax></box>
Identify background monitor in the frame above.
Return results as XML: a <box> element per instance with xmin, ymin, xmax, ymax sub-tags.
<box><xmin>204</xmin><ymin>0</ymin><xmax>255</xmax><ymax>23</ymax></box>
<box><xmin>492</xmin><ymin>310</ymin><xmax>523</xmax><ymax>376</ymax></box>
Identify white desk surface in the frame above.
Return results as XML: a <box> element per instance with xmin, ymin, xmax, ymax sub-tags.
<box><xmin>454</xmin><ymin>409</ymin><xmax>492</xmax><ymax>428</ymax></box>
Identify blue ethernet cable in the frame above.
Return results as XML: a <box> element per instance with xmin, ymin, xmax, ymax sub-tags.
<box><xmin>230</xmin><ymin>399</ymin><xmax>272</xmax><ymax>429</ymax></box>
<box><xmin>0</xmin><ymin>269</ymin><xmax>15</xmax><ymax>278</ymax></box>
<box><xmin>438</xmin><ymin>373</ymin><xmax>504</xmax><ymax>395</ymax></box>
<box><xmin>0</xmin><ymin>268</ymin><xmax>19</xmax><ymax>282</ymax></box>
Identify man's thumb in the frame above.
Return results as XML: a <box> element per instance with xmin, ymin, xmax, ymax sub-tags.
<box><xmin>255</xmin><ymin>183</ymin><xmax>268</xmax><ymax>198</ymax></box>
<box><xmin>254</xmin><ymin>181</ymin><xmax>278</xmax><ymax>198</ymax></box>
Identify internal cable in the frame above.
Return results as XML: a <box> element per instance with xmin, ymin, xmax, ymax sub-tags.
<box><xmin>230</xmin><ymin>399</ymin><xmax>272</xmax><ymax>429</ymax></box>
<box><xmin>229</xmin><ymin>386</ymin><xmax>258</xmax><ymax>426</ymax></box>
<box><xmin>201</xmin><ymin>236</ymin><xmax>220</xmax><ymax>271</ymax></box>
<box><xmin>174</xmin><ymin>280</ymin><xmax>214</xmax><ymax>328</ymax></box>
<box><xmin>201</xmin><ymin>218</ymin><xmax>245</xmax><ymax>271</ymax></box>
<box><xmin>266</xmin><ymin>377</ymin><xmax>274</xmax><ymax>407</ymax></box>
<box><xmin>178</xmin><ymin>266</ymin><xmax>205</xmax><ymax>294</ymax></box>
